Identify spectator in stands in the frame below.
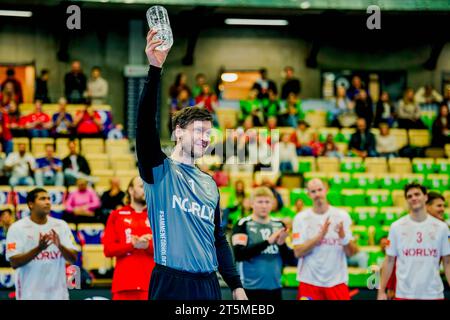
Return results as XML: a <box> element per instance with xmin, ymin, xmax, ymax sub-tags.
<box><xmin>376</xmin><ymin>122</ymin><xmax>398</xmax><ymax>158</ymax></box>
<box><xmin>267</xmin><ymin>116</ymin><xmax>278</xmax><ymax>131</ymax></box>
<box><xmin>64</xmin><ymin>178</ymin><xmax>101</xmax><ymax>223</ymax></box>
<box><xmin>414</xmin><ymin>84</ymin><xmax>443</xmax><ymax>105</ymax></box>
<box><xmin>355</xmin><ymin>89</ymin><xmax>374</xmax><ymax>128</ymax></box>
<box><xmin>62</xmin><ymin>140</ymin><xmax>92</xmax><ymax>186</ymax></box>
<box><xmin>239</xmin><ymin>89</ymin><xmax>263</xmax><ymax>126</ymax></box>
<box><xmin>0</xmin><ymin>144</ymin><xmax>8</xmax><ymax>185</ymax></box>
<box><xmin>4</xmin><ymin>142</ymin><xmax>35</xmax><ymax>186</ymax></box>
<box><xmin>170</xmin><ymin>88</ymin><xmax>195</xmax><ymax>113</ymax></box>
<box><xmin>100</xmin><ymin>177</ymin><xmax>125</xmax><ymax>221</ymax></box>
<box><xmin>0</xmin><ymin>107</ymin><xmax>12</xmax><ymax>154</ymax></box>
<box><xmin>275</xmin><ymin>133</ymin><xmax>298</xmax><ymax>173</ymax></box>
<box><xmin>263</xmin><ymin>89</ymin><xmax>280</xmax><ymax>124</ymax></box>
<box><xmin>0</xmin><ymin>208</ymin><xmax>13</xmax><ymax>235</ymax></box>
<box><xmin>330</xmin><ymin>86</ymin><xmax>353</xmax><ymax>128</ymax></box>
<box><xmin>346</xmin><ymin>75</ymin><xmax>365</xmax><ymax>101</ymax></box>
<box><xmin>34</xmin><ymin>144</ymin><xmax>64</xmax><ymax>186</ymax></box>
<box><xmin>73</xmin><ymin>103</ymin><xmax>103</xmax><ymax>138</ymax></box>
<box><xmin>87</xmin><ymin>66</ymin><xmax>108</xmax><ymax>105</ymax></box>
<box><xmin>349</xmin><ymin>118</ymin><xmax>377</xmax><ymax>158</ymax></box>
<box><xmin>211</xmin><ymin>164</ymin><xmax>228</xmax><ymax>187</ymax></box>
<box><xmin>34</xmin><ymin>69</ymin><xmax>51</xmax><ymax>103</ymax></box>
<box><xmin>279</xmin><ymin>92</ymin><xmax>303</xmax><ymax>128</ymax></box>
<box><xmin>0</xmin><ymin>82</ymin><xmax>20</xmax><ymax>107</ymax></box>
<box><xmin>64</xmin><ymin>60</ymin><xmax>87</xmax><ymax>104</ymax></box>
<box><xmin>1</xmin><ymin>68</ymin><xmax>23</xmax><ymax>104</ymax></box>
<box><xmin>23</xmin><ymin>99</ymin><xmax>52</xmax><ymax>138</ymax></box>
<box><xmin>169</xmin><ymin>72</ymin><xmax>191</xmax><ymax>99</ymax></box>
<box><xmin>252</xmin><ymin>68</ymin><xmax>277</xmax><ymax>100</ymax></box>
<box><xmin>281</xmin><ymin>66</ymin><xmax>301</xmax><ymax>100</ymax></box>
<box><xmin>107</xmin><ymin>123</ymin><xmax>125</xmax><ymax>140</ymax></box>
<box><xmin>6</xmin><ymin>100</ymin><xmax>26</xmax><ymax>138</ymax></box>
<box><xmin>374</xmin><ymin>91</ymin><xmax>396</xmax><ymax>128</ymax></box>
<box><xmin>322</xmin><ymin>134</ymin><xmax>342</xmax><ymax>158</ymax></box>
<box><xmin>308</xmin><ymin>132</ymin><xmax>324</xmax><ymax>157</ymax></box>
<box><xmin>195</xmin><ymin>84</ymin><xmax>218</xmax><ymax>126</ymax></box>
<box><xmin>292</xmin><ymin>120</ymin><xmax>313</xmax><ymax>156</ymax></box>
<box><xmin>443</xmin><ymin>86</ymin><xmax>450</xmax><ymax>108</ymax></box>
<box><xmin>397</xmin><ymin>88</ymin><xmax>426</xmax><ymax>129</ymax></box>
<box><xmin>192</xmin><ymin>73</ymin><xmax>206</xmax><ymax>98</ymax></box>
<box><xmin>51</xmin><ymin>97</ymin><xmax>74</xmax><ymax>138</ymax></box>
<box><xmin>431</xmin><ymin>103</ymin><xmax>450</xmax><ymax>147</ymax></box>
<box><xmin>242</xmin><ymin>115</ymin><xmax>254</xmax><ymax>132</ymax></box>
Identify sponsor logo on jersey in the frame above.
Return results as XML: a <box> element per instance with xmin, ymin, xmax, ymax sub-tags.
<box><xmin>402</xmin><ymin>248</ymin><xmax>438</xmax><ymax>257</ymax></box>
<box><xmin>232</xmin><ymin>234</ymin><xmax>248</xmax><ymax>246</ymax></box>
<box><xmin>124</xmin><ymin>218</ymin><xmax>132</xmax><ymax>225</ymax></box>
<box><xmin>118</xmin><ymin>210</ymin><xmax>131</xmax><ymax>215</ymax></box>
<box><xmin>292</xmin><ymin>233</ymin><xmax>300</xmax><ymax>240</ymax></box>
<box><xmin>34</xmin><ymin>250</ymin><xmax>62</xmax><ymax>261</ymax></box>
<box><xmin>7</xmin><ymin>243</ymin><xmax>16</xmax><ymax>251</ymax></box>
<box><xmin>172</xmin><ymin>195</ymin><xmax>214</xmax><ymax>222</ymax></box>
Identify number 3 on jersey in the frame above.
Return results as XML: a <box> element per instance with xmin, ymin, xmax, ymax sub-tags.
<box><xmin>416</xmin><ymin>232</ymin><xmax>423</xmax><ymax>244</ymax></box>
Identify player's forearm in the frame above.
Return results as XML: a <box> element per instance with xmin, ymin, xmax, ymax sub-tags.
<box><xmin>444</xmin><ymin>256</ymin><xmax>450</xmax><ymax>287</ymax></box>
<box><xmin>59</xmin><ymin>246</ymin><xmax>77</xmax><ymax>264</ymax></box>
<box><xmin>136</xmin><ymin>65</ymin><xmax>166</xmax><ymax>184</ymax></box>
<box><xmin>103</xmin><ymin>242</ymin><xmax>134</xmax><ymax>258</ymax></box>
<box><xmin>233</xmin><ymin>241</ymin><xmax>270</xmax><ymax>261</ymax></box>
<box><xmin>9</xmin><ymin>246</ymin><xmax>42</xmax><ymax>269</ymax></box>
<box><xmin>379</xmin><ymin>257</ymin><xmax>395</xmax><ymax>292</ymax></box>
<box><xmin>343</xmin><ymin>241</ymin><xmax>358</xmax><ymax>257</ymax></box>
<box><xmin>294</xmin><ymin>236</ymin><xmax>320</xmax><ymax>258</ymax></box>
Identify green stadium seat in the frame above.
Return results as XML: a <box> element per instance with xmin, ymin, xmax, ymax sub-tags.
<box><xmin>366</xmin><ymin>189</ymin><xmax>392</xmax><ymax>207</ymax></box>
<box><xmin>327</xmin><ymin>190</ymin><xmax>342</xmax><ymax>206</ymax></box>
<box><xmin>401</xmin><ymin>173</ymin><xmax>425</xmax><ymax>185</ymax></box>
<box><xmin>340</xmin><ymin>157</ymin><xmax>365</xmax><ymax>173</ymax></box>
<box><xmin>341</xmin><ymin>189</ymin><xmax>366</xmax><ymax>207</ymax></box>
<box><xmin>303</xmin><ymin>172</ymin><xmax>328</xmax><ymax>184</ymax></box>
<box><xmin>352</xmin><ymin>173</ymin><xmax>379</xmax><ymax>189</ymax></box>
<box><xmin>318</xmin><ymin>127</ymin><xmax>339</xmax><ymax>142</ymax></box>
<box><xmin>297</xmin><ymin>156</ymin><xmax>315</xmax><ymax>173</ymax></box>
<box><xmin>378</xmin><ymin>174</ymin><xmax>404</xmax><ymax>190</ymax></box>
<box><xmin>435</xmin><ymin>158</ymin><xmax>450</xmax><ymax>174</ymax></box>
<box><xmin>290</xmin><ymin>188</ymin><xmax>313</xmax><ymax>206</ymax></box>
<box><xmin>353</xmin><ymin>207</ymin><xmax>379</xmax><ymax>227</ymax></box>
<box><xmin>412</xmin><ymin>158</ymin><xmax>436</xmax><ymax>174</ymax></box>
<box><xmin>338</xmin><ymin>128</ymin><xmax>356</xmax><ymax>143</ymax></box>
<box><xmin>352</xmin><ymin>226</ymin><xmax>370</xmax><ymax>246</ymax></box>
<box><xmin>374</xmin><ymin>225</ymin><xmax>391</xmax><ymax>244</ymax></box>
<box><xmin>378</xmin><ymin>207</ymin><xmax>404</xmax><ymax>226</ymax></box>
<box><xmin>328</xmin><ymin>172</ymin><xmax>353</xmax><ymax>190</ymax></box>
<box><xmin>425</xmin><ymin>174</ymin><xmax>449</xmax><ymax>193</ymax></box>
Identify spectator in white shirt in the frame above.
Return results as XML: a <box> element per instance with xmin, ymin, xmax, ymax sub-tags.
<box><xmin>414</xmin><ymin>85</ymin><xmax>443</xmax><ymax>105</ymax></box>
<box><xmin>275</xmin><ymin>133</ymin><xmax>298</xmax><ymax>173</ymax></box>
<box><xmin>87</xmin><ymin>66</ymin><xmax>108</xmax><ymax>105</ymax></box>
<box><xmin>4</xmin><ymin>143</ymin><xmax>35</xmax><ymax>186</ymax></box>
<box><xmin>376</xmin><ymin>122</ymin><xmax>398</xmax><ymax>158</ymax></box>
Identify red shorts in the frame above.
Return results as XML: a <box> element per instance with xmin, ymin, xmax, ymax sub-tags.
<box><xmin>297</xmin><ymin>282</ymin><xmax>350</xmax><ymax>300</ymax></box>
<box><xmin>112</xmin><ymin>290</ymin><xmax>149</xmax><ymax>300</ymax></box>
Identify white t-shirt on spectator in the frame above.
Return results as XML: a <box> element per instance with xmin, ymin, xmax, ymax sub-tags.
<box><xmin>386</xmin><ymin>214</ymin><xmax>450</xmax><ymax>300</ymax></box>
<box><xmin>5</xmin><ymin>216</ymin><xmax>78</xmax><ymax>300</ymax></box>
<box><xmin>4</xmin><ymin>152</ymin><xmax>36</xmax><ymax>178</ymax></box>
<box><xmin>292</xmin><ymin>206</ymin><xmax>353</xmax><ymax>287</ymax></box>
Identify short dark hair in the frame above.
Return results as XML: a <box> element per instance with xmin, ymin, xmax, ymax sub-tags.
<box><xmin>41</xmin><ymin>69</ymin><xmax>49</xmax><ymax>76</ymax></box>
<box><xmin>404</xmin><ymin>182</ymin><xmax>427</xmax><ymax>197</ymax></box>
<box><xmin>6</xmin><ymin>68</ymin><xmax>14</xmax><ymax>77</ymax></box>
<box><xmin>26</xmin><ymin>188</ymin><xmax>48</xmax><ymax>205</ymax></box>
<box><xmin>172</xmin><ymin>107</ymin><xmax>212</xmax><ymax>131</ymax></box>
<box><xmin>0</xmin><ymin>208</ymin><xmax>13</xmax><ymax>217</ymax></box>
<box><xmin>426</xmin><ymin>191</ymin><xmax>445</xmax><ymax>205</ymax></box>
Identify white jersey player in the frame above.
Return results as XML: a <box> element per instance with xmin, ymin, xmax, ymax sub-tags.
<box><xmin>6</xmin><ymin>188</ymin><xmax>78</xmax><ymax>300</ymax></box>
<box><xmin>378</xmin><ymin>183</ymin><xmax>450</xmax><ymax>300</ymax></box>
<box><xmin>292</xmin><ymin>178</ymin><xmax>358</xmax><ymax>300</ymax></box>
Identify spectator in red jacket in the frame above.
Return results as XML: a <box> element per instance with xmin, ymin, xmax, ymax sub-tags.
<box><xmin>103</xmin><ymin>176</ymin><xmax>155</xmax><ymax>300</ymax></box>
<box><xmin>23</xmin><ymin>99</ymin><xmax>52</xmax><ymax>137</ymax></box>
<box><xmin>73</xmin><ymin>103</ymin><xmax>103</xmax><ymax>138</ymax></box>
<box><xmin>0</xmin><ymin>107</ymin><xmax>12</xmax><ymax>154</ymax></box>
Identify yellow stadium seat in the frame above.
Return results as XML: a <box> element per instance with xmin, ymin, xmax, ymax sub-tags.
<box><xmin>42</xmin><ymin>104</ymin><xmax>59</xmax><ymax>114</ymax></box>
<box><xmin>408</xmin><ymin>129</ymin><xmax>430</xmax><ymax>147</ymax></box>
<box><xmin>390</xmin><ymin>129</ymin><xmax>408</xmax><ymax>149</ymax></box>
<box><xmin>91</xmin><ymin>169</ymin><xmax>115</xmax><ymax>188</ymax></box>
<box><xmin>56</xmin><ymin>138</ymin><xmax>80</xmax><ymax>158</ymax></box>
<box><xmin>392</xmin><ymin>190</ymin><xmax>407</xmax><ymax>209</ymax></box>
<box><xmin>316</xmin><ymin>157</ymin><xmax>340</xmax><ymax>172</ymax></box>
<box><xmin>305</xmin><ymin>111</ymin><xmax>327</xmax><ymax>128</ymax></box>
<box><xmin>229</xmin><ymin>172</ymin><xmax>254</xmax><ymax>190</ymax></box>
<box><xmin>370</xmin><ymin>128</ymin><xmax>380</xmax><ymax>137</ymax></box>
<box><xmin>336</xmin><ymin>142</ymin><xmax>348</xmax><ymax>155</ymax></box>
<box><xmin>389</xmin><ymin>158</ymin><xmax>412</xmax><ymax>174</ymax></box>
<box><xmin>12</xmin><ymin>137</ymin><xmax>30</xmax><ymax>152</ymax></box>
<box><xmin>85</xmin><ymin>153</ymin><xmax>110</xmax><ymax>171</ymax></box>
<box><xmin>31</xmin><ymin>138</ymin><xmax>55</xmax><ymax>156</ymax></box>
<box><xmin>303</xmin><ymin>172</ymin><xmax>329</xmax><ymax>183</ymax></box>
<box><xmin>110</xmin><ymin>154</ymin><xmax>137</xmax><ymax>171</ymax></box>
<box><xmin>402</xmin><ymin>173</ymin><xmax>425</xmax><ymax>185</ymax></box>
<box><xmin>445</xmin><ymin>144</ymin><xmax>450</xmax><ymax>158</ymax></box>
<box><xmin>19</xmin><ymin>103</ymin><xmax>35</xmax><ymax>115</ymax></box>
<box><xmin>82</xmin><ymin>244</ymin><xmax>112</xmax><ymax>271</ymax></box>
<box><xmin>365</xmin><ymin>157</ymin><xmax>388</xmax><ymax>174</ymax></box>
<box><xmin>81</xmin><ymin>138</ymin><xmax>105</xmax><ymax>155</ymax></box>
<box><xmin>254</xmin><ymin>171</ymin><xmax>280</xmax><ymax>186</ymax></box>
<box><xmin>216</xmin><ymin>108</ymin><xmax>238</xmax><ymax>129</ymax></box>
<box><xmin>105</xmin><ymin>139</ymin><xmax>130</xmax><ymax>155</ymax></box>
<box><xmin>339</xmin><ymin>128</ymin><xmax>356</xmax><ymax>142</ymax></box>
<box><xmin>276</xmin><ymin>187</ymin><xmax>290</xmax><ymax>208</ymax></box>
<box><xmin>115</xmin><ymin>169</ymin><xmax>139</xmax><ymax>190</ymax></box>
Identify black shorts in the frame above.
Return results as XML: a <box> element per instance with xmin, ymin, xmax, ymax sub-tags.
<box><xmin>149</xmin><ymin>264</ymin><xmax>222</xmax><ymax>300</ymax></box>
<box><xmin>245</xmin><ymin>288</ymin><xmax>282</xmax><ymax>301</ymax></box>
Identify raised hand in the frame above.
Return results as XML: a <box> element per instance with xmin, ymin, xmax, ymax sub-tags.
<box><xmin>145</xmin><ymin>29</ymin><xmax>170</xmax><ymax>68</ymax></box>
<box><xmin>317</xmin><ymin>217</ymin><xmax>331</xmax><ymax>242</ymax></box>
<box><xmin>38</xmin><ymin>232</ymin><xmax>52</xmax><ymax>251</ymax></box>
<box><xmin>49</xmin><ymin>229</ymin><xmax>61</xmax><ymax>249</ymax></box>
<box><xmin>267</xmin><ymin>228</ymin><xmax>284</xmax><ymax>245</ymax></box>
<box><xmin>336</xmin><ymin>221</ymin><xmax>345</xmax><ymax>239</ymax></box>
<box><xmin>276</xmin><ymin>228</ymin><xmax>289</xmax><ymax>246</ymax></box>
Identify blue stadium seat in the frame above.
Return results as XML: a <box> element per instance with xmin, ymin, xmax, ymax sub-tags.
<box><xmin>78</xmin><ymin>223</ymin><xmax>105</xmax><ymax>245</ymax></box>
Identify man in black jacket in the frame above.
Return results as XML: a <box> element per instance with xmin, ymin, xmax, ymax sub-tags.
<box><xmin>64</xmin><ymin>60</ymin><xmax>87</xmax><ymax>104</ymax></box>
<box><xmin>349</xmin><ymin>118</ymin><xmax>378</xmax><ymax>158</ymax></box>
<box><xmin>62</xmin><ymin>140</ymin><xmax>92</xmax><ymax>186</ymax></box>
<box><xmin>252</xmin><ymin>68</ymin><xmax>277</xmax><ymax>100</ymax></box>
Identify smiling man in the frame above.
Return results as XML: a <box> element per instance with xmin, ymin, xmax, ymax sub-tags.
<box><xmin>136</xmin><ymin>29</ymin><xmax>246</xmax><ymax>300</ymax></box>
<box><xmin>5</xmin><ymin>188</ymin><xmax>78</xmax><ymax>300</ymax></box>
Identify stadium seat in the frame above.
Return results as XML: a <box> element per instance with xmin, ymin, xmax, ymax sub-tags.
<box><xmin>412</xmin><ymin>158</ymin><xmax>436</xmax><ymax>174</ymax></box>
<box><xmin>0</xmin><ymin>187</ymin><xmax>12</xmax><ymax>205</ymax></box>
<box><xmin>276</xmin><ymin>188</ymin><xmax>290</xmax><ymax>209</ymax></box>
<box><xmin>388</xmin><ymin>158</ymin><xmax>412</xmax><ymax>174</ymax></box>
<box><xmin>115</xmin><ymin>170</ymin><xmax>139</xmax><ymax>190</ymax></box>
<box><xmin>425</xmin><ymin>174</ymin><xmax>449</xmax><ymax>193</ymax></box>
<box><xmin>353</xmin><ymin>207</ymin><xmax>378</xmax><ymax>227</ymax></box>
<box><xmin>297</xmin><ymin>156</ymin><xmax>315</xmax><ymax>173</ymax></box>
<box><xmin>341</xmin><ymin>189</ymin><xmax>366</xmax><ymax>207</ymax></box>
<box><xmin>401</xmin><ymin>173</ymin><xmax>425</xmax><ymax>185</ymax></box>
<box><xmin>15</xmin><ymin>204</ymin><xmax>30</xmax><ymax>220</ymax></box>
<box><xmin>45</xmin><ymin>186</ymin><xmax>67</xmax><ymax>205</ymax></box>
<box><xmin>304</xmin><ymin>110</ymin><xmax>327</xmax><ymax>128</ymax></box>
<box><xmin>81</xmin><ymin>138</ymin><xmax>105</xmax><ymax>155</ymax></box>
<box><xmin>0</xmin><ymin>268</ymin><xmax>15</xmax><ymax>289</ymax></box>
<box><xmin>111</xmin><ymin>154</ymin><xmax>138</xmax><ymax>171</ymax></box>
<box><xmin>78</xmin><ymin>223</ymin><xmax>105</xmax><ymax>245</ymax></box>
<box><xmin>374</xmin><ymin>225</ymin><xmax>391</xmax><ymax>244</ymax></box>
<box><xmin>390</xmin><ymin>129</ymin><xmax>408</xmax><ymax>149</ymax></box>
<box><xmin>50</xmin><ymin>205</ymin><xmax>65</xmax><ymax>220</ymax></box>
<box><xmin>82</xmin><ymin>244</ymin><xmax>112</xmax><ymax>271</ymax></box>
<box><xmin>317</xmin><ymin>157</ymin><xmax>339</xmax><ymax>172</ymax></box>
<box><xmin>378</xmin><ymin>174</ymin><xmax>404</xmax><ymax>190</ymax></box>
<box><xmin>351</xmin><ymin>226</ymin><xmax>369</xmax><ymax>246</ymax></box>
<box><xmin>327</xmin><ymin>189</ymin><xmax>342</xmax><ymax>206</ymax></box>
<box><xmin>12</xmin><ymin>137</ymin><xmax>30</xmax><ymax>152</ymax></box>
<box><xmin>303</xmin><ymin>172</ymin><xmax>328</xmax><ymax>184</ymax></box>
<box><xmin>340</xmin><ymin>157</ymin><xmax>365</xmax><ymax>173</ymax></box>
<box><xmin>254</xmin><ymin>171</ymin><xmax>280</xmax><ymax>186</ymax></box>
<box><xmin>392</xmin><ymin>190</ymin><xmax>407</xmax><ymax>209</ymax></box>
<box><xmin>366</xmin><ymin>189</ymin><xmax>392</xmax><ymax>207</ymax></box>
<box><xmin>105</xmin><ymin>139</ymin><xmax>131</xmax><ymax>155</ymax></box>
<box><xmin>13</xmin><ymin>186</ymin><xmax>34</xmax><ymax>205</ymax></box>
<box><xmin>435</xmin><ymin>158</ymin><xmax>450</xmax><ymax>174</ymax></box>
<box><xmin>229</xmin><ymin>172</ymin><xmax>254</xmax><ymax>190</ymax></box>
<box><xmin>408</xmin><ymin>129</ymin><xmax>430</xmax><ymax>147</ymax></box>
<box><xmin>378</xmin><ymin>207</ymin><xmax>405</xmax><ymax>226</ymax></box>
<box><xmin>290</xmin><ymin>188</ymin><xmax>313</xmax><ymax>206</ymax></box>
<box><xmin>335</xmin><ymin>142</ymin><xmax>349</xmax><ymax>155</ymax></box>
<box><xmin>91</xmin><ymin>169</ymin><xmax>115</xmax><ymax>189</ymax></box>
<box><xmin>328</xmin><ymin>172</ymin><xmax>353</xmax><ymax>190</ymax></box>
<box><xmin>338</xmin><ymin>128</ymin><xmax>356</xmax><ymax>143</ymax></box>
<box><xmin>85</xmin><ymin>153</ymin><xmax>111</xmax><ymax>171</ymax></box>
<box><xmin>445</xmin><ymin>144</ymin><xmax>450</xmax><ymax>158</ymax></box>
<box><xmin>352</xmin><ymin>173</ymin><xmax>379</xmax><ymax>189</ymax></box>
<box><xmin>216</xmin><ymin>108</ymin><xmax>238</xmax><ymax>129</ymax></box>
<box><xmin>56</xmin><ymin>138</ymin><xmax>80</xmax><ymax>158</ymax></box>
<box><xmin>31</xmin><ymin>138</ymin><xmax>55</xmax><ymax>156</ymax></box>
<box><xmin>68</xmin><ymin>223</ymin><xmax>82</xmax><ymax>245</ymax></box>
<box><xmin>365</xmin><ymin>158</ymin><xmax>388</xmax><ymax>174</ymax></box>
<box><xmin>318</xmin><ymin>127</ymin><xmax>339</xmax><ymax>142</ymax></box>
